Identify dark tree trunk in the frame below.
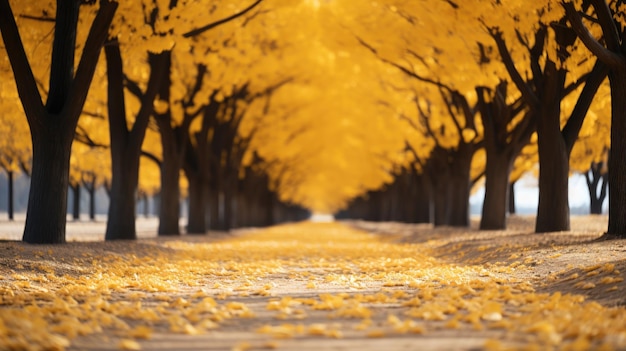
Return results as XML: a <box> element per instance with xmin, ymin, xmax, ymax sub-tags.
<box><xmin>585</xmin><ymin>162</ymin><xmax>608</xmax><ymax>214</ymax></box>
<box><xmin>186</xmin><ymin>172</ymin><xmax>208</xmax><ymax>234</ymax></box>
<box><xmin>508</xmin><ymin>181</ymin><xmax>516</xmax><ymax>215</ymax></box>
<box><xmin>265</xmin><ymin>189</ymin><xmax>274</xmax><ymax>226</ymax></box>
<box><xmin>23</xmin><ymin>126</ymin><xmax>74</xmax><ymax>243</ymax></box>
<box><xmin>607</xmin><ymin>67</ymin><xmax>626</xmax><ymax>235</ymax></box>
<box><xmin>413</xmin><ymin>172</ymin><xmax>432</xmax><ymax>223</ymax></box>
<box><xmin>143</xmin><ymin>194</ymin><xmax>150</xmax><ymax>218</ymax></box>
<box><xmin>535</xmin><ymin>62</ymin><xmax>570</xmax><ymax>232</ymax></box>
<box><xmin>106</xmin><ymin>150</ymin><xmax>139</xmax><ymax>239</ymax></box>
<box><xmin>105</xmin><ymin>43</ymin><xmax>141</xmax><ymax>240</ymax></box>
<box><xmin>432</xmin><ymin>173</ymin><xmax>450</xmax><ymax>226</ymax></box>
<box><xmin>72</xmin><ymin>184</ymin><xmax>80</xmax><ymax>221</ymax></box>
<box><xmin>153</xmin><ymin>52</ymin><xmax>201</xmax><ymax>236</ymax></box>
<box><xmin>87</xmin><ymin>181</ymin><xmax>96</xmax><ymax>221</ymax></box>
<box><xmin>7</xmin><ymin>170</ymin><xmax>13</xmax><ymax>221</ymax></box>
<box><xmin>480</xmin><ymin>151</ymin><xmax>511</xmax><ymax>229</ymax></box>
<box><xmin>156</xmin><ymin>117</ymin><xmax>182</xmax><ymax>235</ymax></box>
<box><xmin>475</xmin><ymin>83</ymin><xmax>532</xmax><ymax>229</ymax></box>
<box><xmin>209</xmin><ymin>188</ymin><xmax>221</xmax><ymax>230</ymax></box>
<box><xmin>447</xmin><ymin>162</ymin><xmax>471</xmax><ymax>227</ymax></box>
<box><xmin>104</xmin><ymin>44</ymin><xmax>166</xmax><ymax>239</ymax></box>
<box><xmin>428</xmin><ymin>144</ymin><xmax>472</xmax><ymax>227</ymax></box>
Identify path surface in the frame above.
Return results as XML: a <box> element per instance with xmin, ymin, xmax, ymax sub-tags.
<box><xmin>0</xmin><ymin>217</ymin><xmax>625</xmax><ymax>350</ymax></box>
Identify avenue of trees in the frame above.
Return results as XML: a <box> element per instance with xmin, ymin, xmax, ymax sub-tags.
<box><xmin>0</xmin><ymin>0</ymin><xmax>624</xmax><ymax>243</ymax></box>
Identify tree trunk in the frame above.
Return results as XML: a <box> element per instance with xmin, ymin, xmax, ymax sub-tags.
<box><xmin>447</xmin><ymin>170</ymin><xmax>470</xmax><ymax>227</ymax></box>
<box><xmin>480</xmin><ymin>150</ymin><xmax>512</xmax><ymax>229</ymax></box>
<box><xmin>584</xmin><ymin>162</ymin><xmax>607</xmax><ymax>215</ymax></box>
<box><xmin>88</xmin><ymin>182</ymin><xmax>96</xmax><ymax>221</ymax></box>
<box><xmin>209</xmin><ymin>188</ymin><xmax>220</xmax><ymax>230</ymax></box>
<box><xmin>508</xmin><ymin>181</ymin><xmax>516</xmax><ymax>214</ymax></box>
<box><xmin>106</xmin><ymin>151</ymin><xmax>139</xmax><ymax>239</ymax></box>
<box><xmin>414</xmin><ymin>172</ymin><xmax>432</xmax><ymax>223</ymax></box>
<box><xmin>186</xmin><ymin>172</ymin><xmax>207</xmax><ymax>234</ymax></box>
<box><xmin>72</xmin><ymin>184</ymin><xmax>80</xmax><ymax>221</ymax></box>
<box><xmin>607</xmin><ymin>67</ymin><xmax>626</xmax><ymax>236</ymax></box>
<box><xmin>432</xmin><ymin>175</ymin><xmax>449</xmax><ymax>226</ymax></box>
<box><xmin>143</xmin><ymin>194</ymin><xmax>150</xmax><ymax>218</ymax></box>
<box><xmin>156</xmin><ymin>119</ymin><xmax>182</xmax><ymax>235</ymax></box>
<box><xmin>23</xmin><ymin>126</ymin><xmax>74</xmax><ymax>243</ymax></box>
<box><xmin>7</xmin><ymin>170</ymin><xmax>13</xmax><ymax>221</ymax></box>
<box><xmin>535</xmin><ymin>63</ymin><xmax>570</xmax><ymax>232</ymax></box>
<box><xmin>105</xmin><ymin>42</ymin><xmax>166</xmax><ymax>239</ymax></box>
<box><xmin>104</xmin><ymin>42</ymin><xmax>137</xmax><ymax>240</ymax></box>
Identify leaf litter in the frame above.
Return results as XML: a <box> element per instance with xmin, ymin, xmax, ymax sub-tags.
<box><xmin>0</xmin><ymin>217</ymin><xmax>624</xmax><ymax>350</ymax></box>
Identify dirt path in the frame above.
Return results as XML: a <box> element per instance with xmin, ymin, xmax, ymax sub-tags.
<box><xmin>0</xmin><ymin>217</ymin><xmax>625</xmax><ymax>351</ymax></box>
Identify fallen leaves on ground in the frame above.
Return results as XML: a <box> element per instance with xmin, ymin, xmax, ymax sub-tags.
<box><xmin>0</xmin><ymin>221</ymin><xmax>625</xmax><ymax>350</ymax></box>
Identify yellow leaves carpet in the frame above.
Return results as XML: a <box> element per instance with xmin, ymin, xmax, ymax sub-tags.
<box><xmin>0</xmin><ymin>218</ymin><xmax>625</xmax><ymax>350</ymax></box>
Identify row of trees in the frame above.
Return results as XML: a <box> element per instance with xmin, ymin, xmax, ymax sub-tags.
<box><xmin>335</xmin><ymin>0</ymin><xmax>622</xmax><ymax>237</ymax></box>
<box><xmin>0</xmin><ymin>0</ymin><xmax>314</xmax><ymax>243</ymax></box>
<box><xmin>0</xmin><ymin>0</ymin><xmax>624</xmax><ymax>243</ymax></box>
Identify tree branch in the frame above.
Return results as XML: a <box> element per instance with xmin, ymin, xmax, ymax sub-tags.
<box><xmin>488</xmin><ymin>27</ymin><xmax>540</xmax><ymax>109</ymax></box>
<box><xmin>123</xmin><ymin>74</ymin><xmax>144</xmax><ymax>100</ymax></box>
<box><xmin>563</xmin><ymin>1</ymin><xmax>623</xmax><ymax>68</ymax></box>
<box><xmin>356</xmin><ymin>35</ymin><xmax>450</xmax><ymax>91</ymax></box>
<box><xmin>66</xmin><ymin>0</ymin><xmax>118</xmax><ymax>124</ymax></box>
<box><xmin>74</xmin><ymin>125</ymin><xmax>108</xmax><ymax>148</ymax></box>
<box><xmin>563</xmin><ymin>59</ymin><xmax>609</xmax><ymax>154</ymax></box>
<box><xmin>141</xmin><ymin>150</ymin><xmax>162</xmax><ymax>167</ymax></box>
<box><xmin>183</xmin><ymin>0</ymin><xmax>263</xmax><ymax>38</ymax></box>
<box><xmin>0</xmin><ymin>0</ymin><xmax>46</xmax><ymax>124</ymax></box>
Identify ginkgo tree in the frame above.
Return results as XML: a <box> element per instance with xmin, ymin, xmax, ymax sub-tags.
<box><xmin>482</xmin><ymin>0</ymin><xmax>608</xmax><ymax>232</ymax></box>
<box><xmin>0</xmin><ymin>0</ymin><xmax>117</xmax><ymax>243</ymax></box>
<box><xmin>100</xmin><ymin>0</ymin><xmax>264</xmax><ymax>239</ymax></box>
<box><xmin>564</xmin><ymin>0</ymin><xmax>626</xmax><ymax>237</ymax></box>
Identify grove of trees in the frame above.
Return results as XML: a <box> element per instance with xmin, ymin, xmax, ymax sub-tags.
<box><xmin>0</xmin><ymin>0</ymin><xmax>623</xmax><ymax>243</ymax></box>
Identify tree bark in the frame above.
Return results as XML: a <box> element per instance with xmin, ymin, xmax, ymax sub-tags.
<box><xmin>432</xmin><ymin>172</ymin><xmax>450</xmax><ymax>226</ymax></box>
<box><xmin>23</xmin><ymin>124</ymin><xmax>74</xmax><ymax>243</ymax></box>
<box><xmin>87</xmin><ymin>180</ymin><xmax>96</xmax><ymax>221</ymax></box>
<box><xmin>105</xmin><ymin>45</ymin><xmax>166</xmax><ymax>240</ymax></box>
<box><xmin>447</xmin><ymin>160</ymin><xmax>471</xmax><ymax>227</ymax></box>
<box><xmin>480</xmin><ymin>150</ymin><xmax>511</xmax><ymax>229</ymax></box>
<box><xmin>72</xmin><ymin>184</ymin><xmax>80</xmax><ymax>221</ymax></box>
<box><xmin>508</xmin><ymin>181</ymin><xmax>516</xmax><ymax>215</ymax></box>
<box><xmin>476</xmin><ymin>83</ymin><xmax>532</xmax><ymax>229</ymax></box>
<box><xmin>585</xmin><ymin>162</ymin><xmax>608</xmax><ymax>215</ymax></box>
<box><xmin>7</xmin><ymin>170</ymin><xmax>13</xmax><ymax>221</ymax></box>
<box><xmin>209</xmin><ymin>188</ymin><xmax>221</xmax><ymax>230</ymax></box>
<box><xmin>156</xmin><ymin>116</ymin><xmax>182</xmax><ymax>235</ymax></box>
<box><xmin>535</xmin><ymin>62</ymin><xmax>570</xmax><ymax>232</ymax></box>
<box><xmin>607</xmin><ymin>67</ymin><xmax>626</xmax><ymax>235</ymax></box>
<box><xmin>186</xmin><ymin>171</ymin><xmax>208</xmax><ymax>234</ymax></box>
<box><xmin>413</xmin><ymin>172</ymin><xmax>432</xmax><ymax>223</ymax></box>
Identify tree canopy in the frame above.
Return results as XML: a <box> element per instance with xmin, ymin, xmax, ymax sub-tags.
<box><xmin>0</xmin><ymin>0</ymin><xmax>622</xmax><ymax>240</ymax></box>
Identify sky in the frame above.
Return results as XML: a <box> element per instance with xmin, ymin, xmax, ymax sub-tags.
<box><xmin>469</xmin><ymin>174</ymin><xmax>603</xmax><ymax>215</ymax></box>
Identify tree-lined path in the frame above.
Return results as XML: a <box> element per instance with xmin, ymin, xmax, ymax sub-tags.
<box><xmin>0</xmin><ymin>218</ymin><xmax>624</xmax><ymax>350</ymax></box>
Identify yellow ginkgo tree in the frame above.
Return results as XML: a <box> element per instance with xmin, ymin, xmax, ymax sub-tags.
<box><xmin>0</xmin><ymin>0</ymin><xmax>117</xmax><ymax>243</ymax></box>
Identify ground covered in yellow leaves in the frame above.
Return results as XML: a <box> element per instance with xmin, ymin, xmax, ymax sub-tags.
<box><xmin>0</xmin><ymin>216</ymin><xmax>625</xmax><ymax>350</ymax></box>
